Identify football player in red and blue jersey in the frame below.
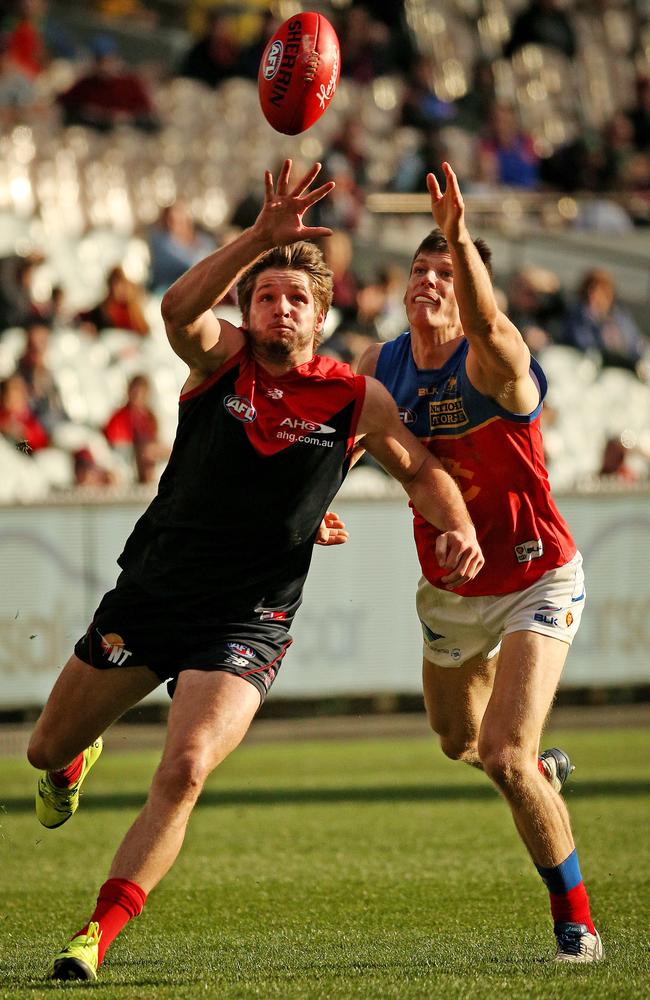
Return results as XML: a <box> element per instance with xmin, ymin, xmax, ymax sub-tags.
<box><xmin>358</xmin><ymin>162</ymin><xmax>602</xmax><ymax>964</ymax></box>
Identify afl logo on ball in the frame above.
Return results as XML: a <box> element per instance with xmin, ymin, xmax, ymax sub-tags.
<box><xmin>263</xmin><ymin>40</ymin><xmax>283</xmax><ymax>81</ymax></box>
<box><xmin>224</xmin><ymin>395</ymin><xmax>257</xmax><ymax>422</ymax></box>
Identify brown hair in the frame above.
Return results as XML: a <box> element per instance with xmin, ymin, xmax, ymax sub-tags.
<box><xmin>578</xmin><ymin>268</ymin><xmax>615</xmax><ymax>301</ymax></box>
<box><xmin>411</xmin><ymin>228</ymin><xmax>494</xmax><ymax>279</ymax></box>
<box><xmin>237</xmin><ymin>242</ymin><xmax>334</xmax><ymax>346</ymax></box>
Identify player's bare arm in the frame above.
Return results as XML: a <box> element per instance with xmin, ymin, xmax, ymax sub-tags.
<box><xmin>427</xmin><ymin>162</ymin><xmax>538</xmax><ymax>414</ymax></box>
<box><xmin>161</xmin><ymin>160</ymin><xmax>335</xmax><ymax>383</ymax></box>
<box><xmin>358</xmin><ymin>378</ymin><xmax>484</xmax><ymax>587</ymax></box>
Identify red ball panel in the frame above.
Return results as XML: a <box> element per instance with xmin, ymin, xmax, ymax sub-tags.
<box><xmin>258</xmin><ymin>12</ymin><xmax>341</xmax><ymax>135</ymax></box>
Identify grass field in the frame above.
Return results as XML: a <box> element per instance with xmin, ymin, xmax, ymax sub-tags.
<box><xmin>1</xmin><ymin>726</ymin><xmax>649</xmax><ymax>999</ymax></box>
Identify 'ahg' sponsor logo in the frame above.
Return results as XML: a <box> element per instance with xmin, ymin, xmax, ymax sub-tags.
<box><xmin>277</xmin><ymin>416</ymin><xmax>336</xmax><ymax>448</ymax></box>
<box><xmin>224</xmin><ymin>395</ymin><xmax>257</xmax><ymax>422</ymax></box>
<box><xmin>280</xmin><ymin>417</ymin><xmax>335</xmax><ymax>434</ymax></box>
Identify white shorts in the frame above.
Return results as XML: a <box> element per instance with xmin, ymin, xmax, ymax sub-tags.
<box><xmin>416</xmin><ymin>552</ymin><xmax>586</xmax><ymax>668</ymax></box>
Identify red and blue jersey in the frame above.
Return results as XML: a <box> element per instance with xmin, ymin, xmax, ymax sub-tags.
<box><xmin>375</xmin><ymin>334</ymin><xmax>575</xmax><ymax>596</ymax></box>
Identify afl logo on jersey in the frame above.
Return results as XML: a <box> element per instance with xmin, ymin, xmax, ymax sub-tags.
<box><xmin>398</xmin><ymin>407</ymin><xmax>416</xmax><ymax>425</ymax></box>
<box><xmin>224</xmin><ymin>395</ymin><xmax>257</xmax><ymax>422</ymax></box>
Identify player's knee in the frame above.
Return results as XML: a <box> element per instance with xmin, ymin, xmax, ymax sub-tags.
<box><xmin>480</xmin><ymin>744</ymin><xmax>527</xmax><ymax>791</ymax></box>
<box><xmin>439</xmin><ymin>733</ymin><xmax>478</xmax><ymax>764</ymax></box>
<box><xmin>27</xmin><ymin>734</ymin><xmax>57</xmax><ymax>771</ymax></box>
<box><xmin>153</xmin><ymin>751</ymin><xmax>210</xmax><ymax>804</ymax></box>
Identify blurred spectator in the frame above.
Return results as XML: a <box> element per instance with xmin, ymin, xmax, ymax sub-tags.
<box><xmin>236</xmin><ymin>9</ymin><xmax>278</xmax><ymax>80</ymax></box>
<box><xmin>506</xmin><ymin>267</ymin><xmax>566</xmax><ymax>353</ymax></box>
<box><xmin>541</xmin><ymin>128</ymin><xmax>617</xmax><ymax>193</ymax></box>
<box><xmin>0</xmin><ymin>372</ymin><xmax>48</xmax><ymax>452</ymax></box>
<box><xmin>478</xmin><ymin>102</ymin><xmax>540</xmax><ymax>189</ymax></box>
<box><xmin>455</xmin><ymin>59</ymin><xmax>497</xmax><ymax>135</ymax></box>
<box><xmin>73</xmin><ymin>447</ymin><xmax>114</xmax><ymax>487</ymax></box>
<box><xmin>92</xmin><ymin>0</ymin><xmax>158</xmax><ymax>27</ymax></box>
<box><xmin>598</xmin><ymin>436</ymin><xmax>638</xmax><ymax>483</ymax></box>
<box><xmin>313</xmin><ymin>154</ymin><xmax>363</xmax><ymax>232</ymax></box>
<box><xmin>148</xmin><ymin>201</ymin><xmax>216</xmax><ymax>292</ymax></box>
<box><xmin>325</xmin><ymin>277</ymin><xmax>386</xmax><ymax>367</ymax></box>
<box><xmin>391</xmin><ymin>129</ymin><xmax>449</xmax><ymax>193</ymax></box>
<box><xmin>15</xmin><ymin>318</ymin><xmax>68</xmax><ymax>434</ymax></box>
<box><xmin>400</xmin><ymin>56</ymin><xmax>457</xmax><ymax>133</ymax></box>
<box><xmin>602</xmin><ymin>112</ymin><xmax>640</xmax><ymax>188</ymax></box>
<box><xmin>627</xmin><ymin>74</ymin><xmax>650</xmax><ymax>152</ymax></box>
<box><xmin>347</xmin><ymin>0</ymin><xmax>413</xmax><ymax>73</ymax></box>
<box><xmin>327</xmin><ymin>116</ymin><xmax>369</xmax><ymax>187</ymax></box>
<box><xmin>562</xmin><ymin>269</ymin><xmax>647</xmax><ymax>373</ymax></box>
<box><xmin>320</xmin><ymin>230</ymin><xmax>359</xmax><ymax>318</ymax></box>
<box><xmin>178</xmin><ymin>7</ymin><xmax>243</xmax><ymax>88</ymax></box>
<box><xmin>0</xmin><ymin>253</ymin><xmax>44</xmax><ymax>332</ymax></box>
<box><xmin>47</xmin><ymin>284</ymin><xmax>74</xmax><ymax>329</ymax></box>
<box><xmin>103</xmin><ymin>374</ymin><xmax>167</xmax><ymax>483</ymax></box>
<box><xmin>503</xmin><ymin>0</ymin><xmax>577</xmax><ymax>60</ymax></box>
<box><xmin>338</xmin><ymin>5</ymin><xmax>396</xmax><ymax>82</ymax></box>
<box><xmin>77</xmin><ymin>266</ymin><xmax>149</xmax><ymax>336</ymax></box>
<box><xmin>0</xmin><ymin>29</ymin><xmax>40</xmax><ymax>124</ymax></box>
<box><xmin>374</xmin><ymin>263</ymin><xmax>409</xmax><ymax>342</ymax></box>
<box><xmin>56</xmin><ymin>34</ymin><xmax>160</xmax><ymax>132</ymax></box>
<box><xmin>3</xmin><ymin>0</ymin><xmax>47</xmax><ymax>78</ymax></box>
<box><xmin>230</xmin><ymin>187</ymin><xmax>264</xmax><ymax>231</ymax></box>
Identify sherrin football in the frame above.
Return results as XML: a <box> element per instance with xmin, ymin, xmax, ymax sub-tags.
<box><xmin>258</xmin><ymin>12</ymin><xmax>341</xmax><ymax>135</ymax></box>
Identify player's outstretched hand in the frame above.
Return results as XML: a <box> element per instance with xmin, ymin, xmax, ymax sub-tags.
<box><xmin>436</xmin><ymin>526</ymin><xmax>484</xmax><ymax>589</ymax></box>
<box><xmin>315</xmin><ymin>511</ymin><xmax>349</xmax><ymax>546</ymax></box>
<box><xmin>253</xmin><ymin>159</ymin><xmax>335</xmax><ymax>248</ymax></box>
<box><xmin>426</xmin><ymin>162</ymin><xmax>466</xmax><ymax>245</ymax></box>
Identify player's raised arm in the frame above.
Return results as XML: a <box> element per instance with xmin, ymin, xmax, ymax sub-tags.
<box><xmin>357</xmin><ymin>378</ymin><xmax>484</xmax><ymax>587</ymax></box>
<box><xmin>427</xmin><ymin>162</ymin><xmax>537</xmax><ymax>410</ymax></box>
<box><xmin>161</xmin><ymin>160</ymin><xmax>335</xmax><ymax>377</ymax></box>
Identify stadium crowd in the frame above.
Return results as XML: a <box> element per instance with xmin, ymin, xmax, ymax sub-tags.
<box><xmin>0</xmin><ymin>0</ymin><xmax>649</xmax><ymax>499</ymax></box>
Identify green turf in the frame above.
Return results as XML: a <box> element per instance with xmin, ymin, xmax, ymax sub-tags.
<box><xmin>1</xmin><ymin>727</ymin><xmax>649</xmax><ymax>999</ymax></box>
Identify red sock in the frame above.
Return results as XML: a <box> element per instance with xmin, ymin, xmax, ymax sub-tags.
<box><xmin>550</xmin><ymin>882</ymin><xmax>595</xmax><ymax>934</ymax></box>
<box><xmin>49</xmin><ymin>754</ymin><xmax>83</xmax><ymax>788</ymax></box>
<box><xmin>77</xmin><ymin>878</ymin><xmax>147</xmax><ymax>966</ymax></box>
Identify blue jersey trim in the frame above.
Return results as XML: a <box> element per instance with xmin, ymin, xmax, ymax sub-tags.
<box><xmin>375</xmin><ymin>333</ymin><xmax>547</xmax><ymax>436</ymax></box>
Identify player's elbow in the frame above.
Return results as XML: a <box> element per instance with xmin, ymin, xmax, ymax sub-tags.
<box><xmin>161</xmin><ymin>285</ymin><xmax>183</xmax><ymax>326</ymax></box>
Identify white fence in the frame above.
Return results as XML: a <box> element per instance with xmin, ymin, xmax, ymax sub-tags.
<box><xmin>0</xmin><ymin>494</ymin><xmax>649</xmax><ymax>707</ymax></box>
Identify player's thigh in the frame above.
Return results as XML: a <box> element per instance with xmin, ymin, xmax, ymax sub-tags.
<box><xmin>28</xmin><ymin>654</ymin><xmax>160</xmax><ymax>768</ymax></box>
<box><xmin>160</xmin><ymin>669</ymin><xmax>261</xmax><ymax>777</ymax></box>
<box><xmin>423</xmin><ymin>652</ymin><xmax>497</xmax><ymax>748</ymax></box>
<box><xmin>479</xmin><ymin>630</ymin><xmax>569</xmax><ymax>760</ymax></box>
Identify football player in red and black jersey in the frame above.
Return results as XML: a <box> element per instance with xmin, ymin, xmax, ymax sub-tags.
<box><xmin>28</xmin><ymin>160</ymin><xmax>484</xmax><ymax>981</ymax></box>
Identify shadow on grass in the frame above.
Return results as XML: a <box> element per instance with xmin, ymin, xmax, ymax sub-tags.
<box><xmin>3</xmin><ymin>779</ymin><xmax>649</xmax><ymax>814</ymax></box>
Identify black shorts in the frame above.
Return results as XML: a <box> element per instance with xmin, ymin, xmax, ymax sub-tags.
<box><xmin>74</xmin><ymin>580</ymin><xmax>299</xmax><ymax>702</ymax></box>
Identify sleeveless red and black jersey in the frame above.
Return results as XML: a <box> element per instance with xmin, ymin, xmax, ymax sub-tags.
<box><xmin>117</xmin><ymin>346</ymin><xmax>366</xmax><ymax>617</ymax></box>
